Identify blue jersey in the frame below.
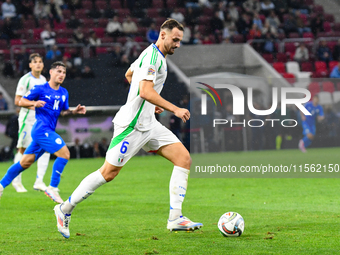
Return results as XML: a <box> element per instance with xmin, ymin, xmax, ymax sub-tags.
<box><xmin>304</xmin><ymin>101</ymin><xmax>324</xmax><ymax>126</ymax></box>
<box><xmin>23</xmin><ymin>82</ymin><xmax>69</xmax><ymax>131</ymax></box>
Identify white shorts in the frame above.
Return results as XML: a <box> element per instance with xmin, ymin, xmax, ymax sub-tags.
<box><xmin>17</xmin><ymin>121</ymin><xmax>34</xmax><ymax>148</ymax></box>
<box><xmin>106</xmin><ymin>121</ymin><xmax>180</xmax><ymax>167</ymax></box>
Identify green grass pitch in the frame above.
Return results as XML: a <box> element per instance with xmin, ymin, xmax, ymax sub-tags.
<box><xmin>0</xmin><ymin>147</ymin><xmax>339</xmax><ymax>254</ymax></box>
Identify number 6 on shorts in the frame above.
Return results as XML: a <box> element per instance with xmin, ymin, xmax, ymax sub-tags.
<box><xmin>120</xmin><ymin>141</ymin><xmax>129</xmax><ymax>154</ymax></box>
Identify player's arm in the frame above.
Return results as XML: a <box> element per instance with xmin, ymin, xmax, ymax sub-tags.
<box><xmin>61</xmin><ymin>104</ymin><xmax>86</xmax><ymax>116</ymax></box>
<box><xmin>125</xmin><ymin>68</ymin><xmax>133</xmax><ymax>84</ymax></box>
<box><xmin>139</xmin><ymin>80</ymin><xmax>190</xmax><ymax>123</ymax></box>
<box><xmin>15</xmin><ymin>95</ymin><xmax>35</xmax><ymax>110</ymax></box>
<box><xmin>19</xmin><ymin>97</ymin><xmax>46</xmax><ymax>108</ymax></box>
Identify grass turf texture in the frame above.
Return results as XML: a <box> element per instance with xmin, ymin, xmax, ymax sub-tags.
<box><xmin>0</xmin><ymin>147</ymin><xmax>339</xmax><ymax>254</ymax></box>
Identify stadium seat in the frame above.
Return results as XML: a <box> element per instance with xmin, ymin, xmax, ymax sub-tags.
<box><xmin>232</xmin><ymin>34</ymin><xmax>244</xmax><ymax>43</ymax></box>
<box><xmin>117</xmin><ymin>9</ymin><xmax>131</xmax><ymax>18</ymax></box>
<box><xmin>313</xmin><ymin>5</ymin><xmax>324</xmax><ymax>14</ymax></box>
<box><xmin>262</xmin><ymin>53</ymin><xmax>274</xmax><ymax>63</ymax></box>
<box><xmin>288</xmin><ymin>32</ymin><xmax>299</xmax><ymax>38</ymax></box>
<box><xmin>25</xmin><ymin>38</ymin><xmax>37</xmax><ymax>45</ymax></box>
<box><xmin>23</xmin><ymin>19</ymin><xmax>36</xmax><ymax>30</ymax></box>
<box><xmin>301</xmin><ymin>62</ymin><xmax>313</xmax><ymax>72</ymax></box>
<box><xmin>273</xmin><ymin>62</ymin><xmax>286</xmax><ymax>73</ymax></box>
<box><xmin>300</xmin><ymin>14</ymin><xmax>308</xmax><ymax>26</ymax></box>
<box><xmin>324</xmin><ymin>14</ymin><xmax>335</xmax><ymax>23</ymax></box>
<box><xmin>308</xmin><ymin>82</ymin><xmax>321</xmax><ymax>94</ymax></box>
<box><xmin>62</xmin><ymin>9</ymin><xmax>71</xmax><ymax>19</ymax></box>
<box><xmin>303</xmin><ymin>32</ymin><xmax>314</xmax><ymax>39</ymax></box>
<box><xmin>101</xmin><ymin>37</ymin><xmax>114</xmax><ymax>43</ymax></box>
<box><xmin>318</xmin><ymin>91</ymin><xmax>333</xmax><ymax>105</ymax></box>
<box><xmin>75</xmin><ymin>10</ymin><xmax>88</xmax><ymax>19</ymax></box>
<box><xmin>323</xmin><ymin>22</ymin><xmax>332</xmax><ymax>32</ymax></box>
<box><xmin>147</xmin><ymin>8</ymin><xmax>159</xmax><ymax>18</ymax></box>
<box><xmin>315</xmin><ymin>61</ymin><xmax>327</xmax><ymax>71</ymax></box>
<box><xmin>81</xmin><ymin>19</ymin><xmax>95</xmax><ymax>28</ymax></box>
<box><xmin>92</xmin><ymin>28</ymin><xmax>105</xmax><ymax>38</ymax></box>
<box><xmin>54</xmin><ymin>21</ymin><xmax>66</xmax><ymax>29</ymax></box>
<box><xmin>333</xmin><ymin>23</ymin><xmax>340</xmax><ymax>32</ymax></box>
<box><xmin>110</xmin><ymin>0</ymin><xmax>122</xmax><ymax>9</ymax></box>
<box><xmin>329</xmin><ymin>61</ymin><xmax>338</xmax><ymax>72</ymax></box>
<box><xmin>96</xmin><ymin>1</ymin><xmax>108</xmax><ymax>10</ymax></box>
<box><xmin>33</xmin><ymin>28</ymin><xmax>44</xmax><ymax>40</ymax></box>
<box><xmin>322</xmin><ymin>81</ymin><xmax>335</xmax><ymax>93</ymax></box>
<box><xmin>276</xmin><ymin>53</ymin><xmax>287</xmax><ymax>62</ymax></box>
<box><xmin>286</xmin><ymin>61</ymin><xmax>312</xmax><ymax>80</ymax></box>
<box><xmin>56</xmin><ymin>38</ymin><xmax>69</xmax><ymax>44</ymax></box>
<box><xmin>10</xmin><ymin>39</ymin><xmax>23</xmax><ymax>46</ymax></box>
<box><xmin>282</xmin><ymin>73</ymin><xmax>296</xmax><ymax>84</ymax></box>
<box><xmin>97</xmin><ymin>18</ymin><xmax>108</xmax><ymax>28</ymax></box>
<box><xmin>284</xmin><ymin>42</ymin><xmax>296</xmax><ymax>56</ymax></box>
<box><xmin>82</xmin><ymin>1</ymin><xmax>93</xmax><ymax>10</ymax></box>
<box><xmin>333</xmin><ymin>91</ymin><xmax>340</xmax><ymax>103</ymax></box>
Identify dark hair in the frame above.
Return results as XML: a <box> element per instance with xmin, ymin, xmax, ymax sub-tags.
<box><xmin>160</xmin><ymin>18</ymin><xmax>184</xmax><ymax>32</ymax></box>
<box><xmin>50</xmin><ymin>61</ymin><xmax>66</xmax><ymax>70</ymax></box>
<box><xmin>29</xmin><ymin>53</ymin><xmax>43</xmax><ymax>62</ymax></box>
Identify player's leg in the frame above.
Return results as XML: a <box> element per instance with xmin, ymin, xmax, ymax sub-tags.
<box><xmin>12</xmin><ymin>147</ymin><xmax>27</xmax><ymax>192</ymax></box>
<box><xmin>299</xmin><ymin>123</ymin><xmax>315</xmax><ymax>152</ymax></box>
<box><xmin>34</xmin><ymin>152</ymin><xmax>50</xmax><ymax>191</ymax></box>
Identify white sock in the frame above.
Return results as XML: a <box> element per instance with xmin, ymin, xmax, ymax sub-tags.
<box><xmin>169</xmin><ymin>166</ymin><xmax>189</xmax><ymax>220</ymax></box>
<box><xmin>12</xmin><ymin>152</ymin><xmax>23</xmax><ymax>184</ymax></box>
<box><xmin>61</xmin><ymin>170</ymin><xmax>107</xmax><ymax>214</ymax></box>
<box><xmin>36</xmin><ymin>152</ymin><xmax>50</xmax><ymax>182</ymax></box>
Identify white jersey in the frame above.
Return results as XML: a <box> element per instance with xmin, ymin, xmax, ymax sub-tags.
<box><xmin>16</xmin><ymin>72</ymin><xmax>46</xmax><ymax>125</ymax></box>
<box><xmin>113</xmin><ymin>43</ymin><xmax>167</xmax><ymax>131</ymax></box>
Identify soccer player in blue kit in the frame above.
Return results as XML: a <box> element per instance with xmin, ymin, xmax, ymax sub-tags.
<box><xmin>0</xmin><ymin>62</ymin><xmax>86</xmax><ymax>203</ymax></box>
<box><xmin>299</xmin><ymin>94</ymin><xmax>324</xmax><ymax>152</ymax></box>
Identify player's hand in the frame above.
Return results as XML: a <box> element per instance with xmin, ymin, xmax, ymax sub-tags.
<box><xmin>73</xmin><ymin>104</ymin><xmax>86</xmax><ymax>114</ymax></box>
<box><xmin>301</xmin><ymin>114</ymin><xmax>306</xmax><ymax>121</ymax></box>
<box><xmin>34</xmin><ymin>100</ymin><xmax>46</xmax><ymax>108</ymax></box>
<box><xmin>174</xmin><ymin>108</ymin><xmax>190</xmax><ymax>123</ymax></box>
<box><xmin>155</xmin><ymin>106</ymin><xmax>164</xmax><ymax>114</ymax></box>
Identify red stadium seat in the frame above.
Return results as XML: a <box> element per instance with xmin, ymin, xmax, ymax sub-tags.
<box><xmin>300</xmin><ymin>14</ymin><xmax>308</xmax><ymax>26</ymax></box>
<box><xmin>82</xmin><ymin>1</ymin><xmax>93</xmax><ymax>10</ymax></box>
<box><xmin>75</xmin><ymin>9</ymin><xmax>88</xmax><ymax>19</ymax></box>
<box><xmin>62</xmin><ymin>9</ymin><xmax>71</xmax><ymax>19</ymax></box>
<box><xmin>97</xmin><ymin>18</ymin><xmax>109</xmax><ymax>28</ymax></box>
<box><xmin>96</xmin><ymin>1</ymin><xmax>108</xmax><ymax>10</ymax></box>
<box><xmin>23</xmin><ymin>19</ymin><xmax>36</xmax><ymax>29</ymax></box>
<box><xmin>308</xmin><ymin>82</ymin><xmax>321</xmax><ymax>94</ymax></box>
<box><xmin>313</xmin><ymin>5</ymin><xmax>324</xmax><ymax>14</ymax></box>
<box><xmin>303</xmin><ymin>32</ymin><xmax>314</xmax><ymax>39</ymax></box>
<box><xmin>117</xmin><ymin>37</ymin><xmax>127</xmax><ymax>44</ymax></box>
<box><xmin>276</xmin><ymin>53</ymin><xmax>287</xmax><ymax>62</ymax></box>
<box><xmin>315</xmin><ymin>61</ymin><xmax>327</xmax><ymax>71</ymax></box>
<box><xmin>81</xmin><ymin>19</ymin><xmax>95</xmax><ymax>28</ymax></box>
<box><xmin>92</xmin><ymin>28</ymin><xmax>105</xmax><ymax>38</ymax></box>
<box><xmin>232</xmin><ymin>34</ymin><xmax>244</xmax><ymax>43</ymax></box>
<box><xmin>33</xmin><ymin>28</ymin><xmax>44</xmax><ymax>40</ymax></box>
<box><xmin>110</xmin><ymin>0</ymin><xmax>122</xmax><ymax>9</ymax></box>
<box><xmin>323</xmin><ymin>22</ymin><xmax>332</xmax><ymax>33</ymax></box>
<box><xmin>273</xmin><ymin>62</ymin><xmax>286</xmax><ymax>73</ymax></box>
<box><xmin>54</xmin><ymin>21</ymin><xmax>66</xmax><ymax>29</ymax></box>
<box><xmin>282</xmin><ymin>73</ymin><xmax>296</xmax><ymax>84</ymax></box>
<box><xmin>262</xmin><ymin>53</ymin><xmax>274</xmax><ymax>63</ymax></box>
<box><xmin>101</xmin><ymin>37</ymin><xmax>113</xmax><ymax>43</ymax></box>
<box><xmin>285</xmin><ymin>42</ymin><xmax>296</xmax><ymax>55</ymax></box>
<box><xmin>288</xmin><ymin>32</ymin><xmax>299</xmax><ymax>38</ymax></box>
<box><xmin>333</xmin><ymin>23</ymin><xmax>340</xmax><ymax>32</ymax></box>
<box><xmin>324</xmin><ymin>14</ymin><xmax>335</xmax><ymax>23</ymax></box>
<box><xmin>117</xmin><ymin>9</ymin><xmax>131</xmax><ymax>18</ymax></box>
<box><xmin>329</xmin><ymin>61</ymin><xmax>338</xmax><ymax>72</ymax></box>
<box><xmin>322</xmin><ymin>81</ymin><xmax>335</xmax><ymax>93</ymax></box>
<box><xmin>301</xmin><ymin>62</ymin><xmax>313</xmax><ymax>72</ymax></box>
<box><xmin>147</xmin><ymin>8</ymin><xmax>159</xmax><ymax>18</ymax></box>
<box><xmin>10</xmin><ymin>39</ymin><xmax>23</xmax><ymax>45</ymax></box>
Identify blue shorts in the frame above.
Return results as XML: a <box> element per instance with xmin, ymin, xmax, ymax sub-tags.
<box><xmin>24</xmin><ymin>129</ymin><xmax>66</xmax><ymax>159</ymax></box>
<box><xmin>302</xmin><ymin>122</ymin><xmax>316</xmax><ymax>136</ymax></box>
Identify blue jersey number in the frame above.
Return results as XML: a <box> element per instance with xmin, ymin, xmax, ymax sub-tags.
<box><xmin>120</xmin><ymin>141</ymin><xmax>129</xmax><ymax>154</ymax></box>
<box><xmin>23</xmin><ymin>131</ymin><xmax>27</xmax><ymax>140</ymax></box>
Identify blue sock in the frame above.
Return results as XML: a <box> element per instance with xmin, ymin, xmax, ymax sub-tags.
<box><xmin>0</xmin><ymin>162</ymin><xmax>25</xmax><ymax>188</ymax></box>
<box><xmin>50</xmin><ymin>157</ymin><xmax>68</xmax><ymax>188</ymax></box>
<box><xmin>302</xmin><ymin>136</ymin><xmax>312</xmax><ymax>148</ymax></box>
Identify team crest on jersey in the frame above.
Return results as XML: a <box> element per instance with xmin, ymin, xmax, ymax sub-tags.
<box><xmin>25</xmin><ymin>91</ymin><xmax>31</xmax><ymax>96</ymax></box>
<box><xmin>147</xmin><ymin>67</ymin><xmax>155</xmax><ymax>76</ymax></box>
<box><xmin>62</xmin><ymin>95</ymin><xmax>66</xmax><ymax>102</ymax></box>
<box><xmin>55</xmin><ymin>95</ymin><xmax>60</xmax><ymax>99</ymax></box>
<box><xmin>118</xmin><ymin>154</ymin><xmax>125</xmax><ymax>163</ymax></box>
<box><xmin>55</xmin><ymin>138</ymin><xmax>62</xmax><ymax>144</ymax></box>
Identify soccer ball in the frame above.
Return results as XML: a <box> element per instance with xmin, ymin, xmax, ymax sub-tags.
<box><xmin>218</xmin><ymin>212</ymin><xmax>244</xmax><ymax>237</ymax></box>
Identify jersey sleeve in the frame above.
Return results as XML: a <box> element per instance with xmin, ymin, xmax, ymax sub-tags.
<box><xmin>318</xmin><ymin>105</ymin><xmax>324</xmax><ymax>117</ymax></box>
<box><xmin>138</xmin><ymin>51</ymin><xmax>158</xmax><ymax>84</ymax></box>
<box><xmin>23</xmin><ymin>85</ymin><xmax>41</xmax><ymax>101</ymax></box>
<box><xmin>62</xmin><ymin>91</ymin><xmax>69</xmax><ymax>111</ymax></box>
<box><xmin>15</xmin><ymin>75</ymin><xmax>29</xmax><ymax>96</ymax></box>
<box><xmin>130</xmin><ymin>59</ymin><xmax>138</xmax><ymax>72</ymax></box>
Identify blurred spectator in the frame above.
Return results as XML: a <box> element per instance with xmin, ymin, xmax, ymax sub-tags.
<box><xmin>61</xmin><ymin>55</ymin><xmax>72</xmax><ymax>69</ymax></box>
<box><xmin>283</xmin><ymin>13</ymin><xmax>298</xmax><ymax>37</ymax></box>
<box><xmin>330</xmin><ymin>62</ymin><xmax>340</xmax><ymax>78</ymax></box>
<box><xmin>215</xmin><ymin>1</ymin><xmax>226</xmax><ymax>21</ymax></box>
<box><xmin>0</xmin><ymin>92</ymin><xmax>8</xmax><ymax>110</ymax></box>
<box><xmin>99</xmin><ymin>137</ymin><xmax>108</xmax><ymax>157</ymax></box>
<box><xmin>110</xmin><ymin>45</ymin><xmax>123</xmax><ymax>66</ymax></box>
<box><xmin>120</xmin><ymin>54</ymin><xmax>130</xmax><ymax>68</ymax></box>
<box><xmin>0</xmin><ymin>17</ymin><xmax>16</xmax><ymax>43</ymax></box>
<box><xmin>272</xmin><ymin>0</ymin><xmax>287</xmax><ymax>20</ymax></box>
<box><xmin>88</xmin><ymin>6</ymin><xmax>102</xmax><ymax>19</ymax></box>
<box><xmin>67</xmin><ymin>15</ymin><xmax>81</xmax><ymax>29</ymax></box>
<box><xmin>243</xmin><ymin>0</ymin><xmax>261</xmax><ymax>14</ymax></box>
<box><xmin>122</xmin><ymin>16</ymin><xmax>138</xmax><ymax>37</ymax></box>
<box><xmin>182</xmin><ymin>21</ymin><xmax>191</xmax><ymax>44</ymax></box>
<box><xmin>249</xmin><ymin>24</ymin><xmax>262</xmax><ymax>39</ymax></box>
<box><xmin>46</xmin><ymin>0</ymin><xmax>63</xmax><ymax>27</ymax></box>
<box><xmin>106</xmin><ymin>16</ymin><xmax>124</xmax><ymax>40</ymax></box>
<box><xmin>262</xmin><ymin>20</ymin><xmax>277</xmax><ymax>37</ymax></box>
<box><xmin>191</xmin><ymin>32</ymin><xmax>202</xmax><ymax>44</ymax></box>
<box><xmin>228</xmin><ymin>2</ymin><xmax>239</xmax><ymax>22</ymax></box>
<box><xmin>260</xmin><ymin>0</ymin><xmax>275</xmax><ymax>16</ymax></box>
<box><xmin>198</xmin><ymin>0</ymin><xmax>212</xmax><ymax>8</ymax></box>
<box><xmin>317</xmin><ymin>40</ymin><xmax>332</xmax><ymax>63</ymax></box>
<box><xmin>146</xmin><ymin>23</ymin><xmax>159</xmax><ymax>44</ymax></box>
<box><xmin>46</xmin><ymin>45</ymin><xmax>61</xmax><ymax>60</ymax></box>
<box><xmin>40</xmin><ymin>23</ymin><xmax>56</xmax><ymax>48</ymax></box>
<box><xmin>262</xmin><ymin>32</ymin><xmax>275</xmax><ymax>53</ymax></box>
<box><xmin>16</xmin><ymin>47</ymin><xmax>30</xmax><ymax>75</ymax></box>
<box><xmin>224</xmin><ymin>13</ymin><xmax>236</xmax><ymax>39</ymax></box>
<box><xmin>185</xmin><ymin>7</ymin><xmax>197</xmax><ymax>27</ymax></box>
<box><xmin>170</xmin><ymin>8</ymin><xmax>184</xmax><ymax>23</ymax></box>
<box><xmin>266</xmin><ymin>10</ymin><xmax>280</xmax><ymax>31</ymax></box>
<box><xmin>295</xmin><ymin>10</ymin><xmax>311</xmax><ymax>36</ymax></box>
<box><xmin>210</xmin><ymin>11</ymin><xmax>224</xmax><ymax>43</ymax></box>
<box><xmin>294</xmin><ymin>43</ymin><xmax>309</xmax><ymax>62</ymax></box>
<box><xmin>88</xmin><ymin>30</ymin><xmax>101</xmax><ymax>57</ymax></box>
<box><xmin>18</xmin><ymin>0</ymin><xmax>34</xmax><ymax>20</ymax></box>
<box><xmin>5</xmin><ymin>107</ymin><xmax>19</xmax><ymax>156</ymax></box>
<box><xmin>236</xmin><ymin>13</ymin><xmax>252</xmax><ymax>36</ymax></box>
<box><xmin>67</xmin><ymin>0</ymin><xmax>82</xmax><ymax>14</ymax></box>
<box><xmin>1</xmin><ymin>0</ymin><xmax>16</xmax><ymax>19</ymax></box>
<box><xmin>93</xmin><ymin>142</ymin><xmax>101</xmax><ymax>158</ymax></box>
<box><xmin>69</xmin><ymin>138</ymin><xmax>81</xmax><ymax>159</ymax></box>
<box><xmin>81</xmin><ymin>65</ymin><xmax>95</xmax><ymax>79</ymax></box>
<box><xmin>222</xmin><ymin>37</ymin><xmax>231</xmax><ymax>44</ymax></box>
<box><xmin>202</xmin><ymin>35</ymin><xmax>213</xmax><ymax>44</ymax></box>
<box><xmin>34</xmin><ymin>1</ymin><xmax>48</xmax><ymax>27</ymax></box>
<box><xmin>333</xmin><ymin>39</ymin><xmax>340</xmax><ymax>61</ymax></box>
<box><xmin>253</xmin><ymin>12</ymin><xmax>263</xmax><ymax>30</ymax></box>
<box><xmin>124</xmin><ymin>36</ymin><xmax>141</xmax><ymax>58</ymax></box>
<box><xmin>72</xmin><ymin>26</ymin><xmax>86</xmax><ymax>44</ymax></box>
<box><xmin>310</xmin><ymin>14</ymin><xmax>324</xmax><ymax>37</ymax></box>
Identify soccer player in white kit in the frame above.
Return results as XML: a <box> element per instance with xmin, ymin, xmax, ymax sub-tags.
<box><xmin>12</xmin><ymin>53</ymin><xmax>50</xmax><ymax>192</ymax></box>
<box><xmin>54</xmin><ymin>19</ymin><xmax>203</xmax><ymax>238</ymax></box>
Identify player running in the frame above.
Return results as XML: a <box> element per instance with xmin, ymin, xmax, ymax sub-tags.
<box><xmin>0</xmin><ymin>62</ymin><xmax>86</xmax><ymax>203</ymax></box>
<box><xmin>298</xmin><ymin>94</ymin><xmax>324</xmax><ymax>152</ymax></box>
<box><xmin>54</xmin><ymin>19</ymin><xmax>202</xmax><ymax>239</ymax></box>
<box><xmin>12</xmin><ymin>53</ymin><xmax>51</xmax><ymax>193</ymax></box>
